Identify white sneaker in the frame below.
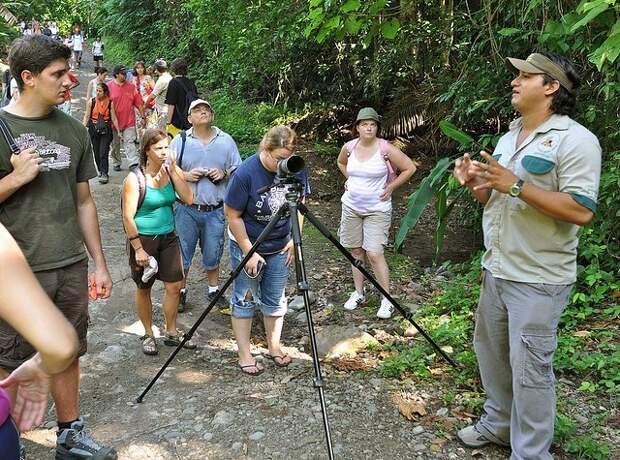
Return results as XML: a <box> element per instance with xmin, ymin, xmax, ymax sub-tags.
<box><xmin>141</xmin><ymin>256</ymin><xmax>158</xmax><ymax>283</ymax></box>
<box><xmin>376</xmin><ymin>298</ymin><xmax>394</xmax><ymax>319</ymax></box>
<box><xmin>343</xmin><ymin>291</ymin><xmax>365</xmax><ymax>310</ymax></box>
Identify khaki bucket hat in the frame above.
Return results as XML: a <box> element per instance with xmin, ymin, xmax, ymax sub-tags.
<box><xmin>507</xmin><ymin>53</ymin><xmax>574</xmax><ymax>93</ymax></box>
<box><xmin>355</xmin><ymin>107</ymin><xmax>381</xmax><ymax>123</ymax></box>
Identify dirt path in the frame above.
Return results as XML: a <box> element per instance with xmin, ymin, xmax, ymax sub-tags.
<box><xmin>21</xmin><ymin>51</ymin><xmax>591</xmax><ymax>460</ymax></box>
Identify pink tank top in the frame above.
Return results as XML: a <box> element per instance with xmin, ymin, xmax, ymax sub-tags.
<box><xmin>0</xmin><ymin>387</ymin><xmax>10</xmax><ymax>425</ymax></box>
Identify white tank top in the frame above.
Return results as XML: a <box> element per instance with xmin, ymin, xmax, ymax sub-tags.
<box><xmin>341</xmin><ymin>148</ymin><xmax>391</xmax><ymax>213</ymax></box>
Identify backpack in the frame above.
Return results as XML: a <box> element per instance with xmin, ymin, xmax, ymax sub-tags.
<box><xmin>174</xmin><ymin>77</ymin><xmax>197</xmax><ymax>119</ymax></box>
<box><xmin>344</xmin><ymin>138</ymin><xmax>398</xmax><ymax>184</ymax></box>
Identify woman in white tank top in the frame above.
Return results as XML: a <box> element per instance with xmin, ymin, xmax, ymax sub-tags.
<box><xmin>336</xmin><ymin>107</ymin><xmax>416</xmax><ymax>319</ymax></box>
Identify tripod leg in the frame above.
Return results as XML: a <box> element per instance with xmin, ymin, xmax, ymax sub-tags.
<box><xmin>288</xmin><ymin>200</ymin><xmax>335</xmax><ymax>460</ymax></box>
<box><xmin>298</xmin><ymin>203</ymin><xmax>459</xmax><ymax>369</ymax></box>
<box><xmin>136</xmin><ymin>204</ymin><xmax>291</xmax><ymax>403</ymax></box>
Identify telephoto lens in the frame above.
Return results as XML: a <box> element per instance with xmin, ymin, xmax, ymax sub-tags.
<box><xmin>276</xmin><ymin>155</ymin><xmax>304</xmax><ymax>177</ymax></box>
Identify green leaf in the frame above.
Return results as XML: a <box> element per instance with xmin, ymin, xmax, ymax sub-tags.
<box><xmin>570</xmin><ymin>3</ymin><xmax>610</xmax><ymax>32</ymax></box>
<box><xmin>498</xmin><ymin>27</ymin><xmax>521</xmax><ymax>37</ymax></box>
<box><xmin>369</xmin><ymin>0</ymin><xmax>388</xmax><ymax>15</ymax></box>
<box><xmin>590</xmin><ymin>30</ymin><xmax>620</xmax><ymax>69</ymax></box>
<box><xmin>381</xmin><ymin>18</ymin><xmax>400</xmax><ymax>40</ymax></box>
<box><xmin>344</xmin><ymin>17</ymin><xmax>362</xmax><ymax>34</ymax></box>
<box><xmin>439</xmin><ymin>120</ymin><xmax>474</xmax><ymax>147</ymax></box>
<box><xmin>341</xmin><ymin>0</ymin><xmax>361</xmax><ymax>13</ymax></box>
<box><xmin>395</xmin><ymin>158</ymin><xmax>452</xmax><ymax>249</ymax></box>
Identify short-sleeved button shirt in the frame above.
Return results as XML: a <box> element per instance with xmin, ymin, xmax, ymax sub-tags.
<box><xmin>170</xmin><ymin>127</ymin><xmax>241</xmax><ymax>206</ymax></box>
<box><xmin>482</xmin><ymin>114</ymin><xmax>601</xmax><ymax>284</ymax></box>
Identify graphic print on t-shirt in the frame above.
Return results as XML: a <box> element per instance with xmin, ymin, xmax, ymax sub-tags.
<box><xmin>16</xmin><ymin>132</ymin><xmax>71</xmax><ymax>171</ymax></box>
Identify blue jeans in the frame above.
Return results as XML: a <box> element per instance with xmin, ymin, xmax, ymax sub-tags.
<box><xmin>229</xmin><ymin>240</ymin><xmax>289</xmax><ymax>318</ymax></box>
<box><xmin>174</xmin><ymin>204</ymin><xmax>225</xmax><ymax>270</ymax></box>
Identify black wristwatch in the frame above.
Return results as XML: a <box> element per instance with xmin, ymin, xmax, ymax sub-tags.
<box><xmin>509</xmin><ymin>179</ymin><xmax>525</xmax><ymax>197</ymax></box>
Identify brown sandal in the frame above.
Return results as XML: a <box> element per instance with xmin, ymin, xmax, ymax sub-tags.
<box><xmin>239</xmin><ymin>360</ymin><xmax>264</xmax><ymax>376</ymax></box>
<box><xmin>264</xmin><ymin>354</ymin><xmax>292</xmax><ymax>367</ymax></box>
<box><xmin>141</xmin><ymin>335</ymin><xmax>158</xmax><ymax>355</ymax></box>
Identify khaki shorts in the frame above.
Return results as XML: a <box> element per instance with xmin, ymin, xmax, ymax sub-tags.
<box><xmin>338</xmin><ymin>204</ymin><xmax>391</xmax><ymax>253</ymax></box>
<box><xmin>0</xmin><ymin>259</ymin><xmax>89</xmax><ymax>371</ymax></box>
<box><xmin>128</xmin><ymin>232</ymin><xmax>184</xmax><ymax>289</ymax></box>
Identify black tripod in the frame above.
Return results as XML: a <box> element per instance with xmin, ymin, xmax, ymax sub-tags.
<box><xmin>137</xmin><ymin>175</ymin><xmax>458</xmax><ymax>460</ymax></box>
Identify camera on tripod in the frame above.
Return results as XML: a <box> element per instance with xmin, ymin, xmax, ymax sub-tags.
<box><xmin>276</xmin><ymin>155</ymin><xmax>304</xmax><ymax>178</ymax></box>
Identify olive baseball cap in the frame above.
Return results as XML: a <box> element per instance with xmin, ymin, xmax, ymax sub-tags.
<box><xmin>355</xmin><ymin>107</ymin><xmax>381</xmax><ymax>123</ymax></box>
<box><xmin>507</xmin><ymin>53</ymin><xmax>574</xmax><ymax>93</ymax></box>
<box><xmin>188</xmin><ymin>98</ymin><xmax>212</xmax><ymax>114</ymax></box>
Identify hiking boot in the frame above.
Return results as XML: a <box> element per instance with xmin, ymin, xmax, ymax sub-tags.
<box><xmin>56</xmin><ymin>417</ymin><xmax>117</xmax><ymax>460</ymax></box>
<box><xmin>98</xmin><ymin>173</ymin><xmax>109</xmax><ymax>184</ymax></box>
<box><xmin>456</xmin><ymin>425</ymin><xmax>493</xmax><ymax>448</ymax></box>
<box><xmin>164</xmin><ymin>329</ymin><xmax>197</xmax><ymax>349</ymax></box>
<box><xmin>178</xmin><ymin>288</ymin><xmax>187</xmax><ymax>312</ymax></box>
<box><xmin>376</xmin><ymin>297</ymin><xmax>395</xmax><ymax>319</ymax></box>
<box><xmin>343</xmin><ymin>291</ymin><xmax>365</xmax><ymax>311</ymax></box>
<box><xmin>207</xmin><ymin>289</ymin><xmax>228</xmax><ymax>308</ymax></box>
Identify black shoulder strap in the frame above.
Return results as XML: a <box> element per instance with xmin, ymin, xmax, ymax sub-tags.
<box><xmin>89</xmin><ymin>98</ymin><xmax>96</xmax><ymax>120</ymax></box>
<box><xmin>0</xmin><ymin>114</ymin><xmax>21</xmax><ymax>155</ymax></box>
<box><xmin>178</xmin><ymin>131</ymin><xmax>187</xmax><ymax>169</ymax></box>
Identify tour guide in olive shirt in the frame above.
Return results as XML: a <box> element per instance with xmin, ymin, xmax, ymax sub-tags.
<box><xmin>452</xmin><ymin>52</ymin><xmax>601</xmax><ymax>459</ymax></box>
<box><xmin>0</xmin><ymin>35</ymin><xmax>116</xmax><ymax>459</ymax></box>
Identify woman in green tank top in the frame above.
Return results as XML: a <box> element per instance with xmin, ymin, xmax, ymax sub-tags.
<box><xmin>121</xmin><ymin>129</ymin><xmax>194</xmax><ymax>355</ymax></box>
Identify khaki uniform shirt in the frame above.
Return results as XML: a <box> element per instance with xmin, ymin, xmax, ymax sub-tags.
<box><xmin>482</xmin><ymin>114</ymin><xmax>601</xmax><ymax>284</ymax></box>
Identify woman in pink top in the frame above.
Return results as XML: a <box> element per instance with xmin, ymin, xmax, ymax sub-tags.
<box><xmin>0</xmin><ymin>225</ymin><xmax>79</xmax><ymax>459</ymax></box>
<box><xmin>337</xmin><ymin>107</ymin><xmax>416</xmax><ymax>319</ymax></box>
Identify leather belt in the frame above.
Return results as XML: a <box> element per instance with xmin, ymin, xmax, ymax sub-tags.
<box><xmin>177</xmin><ymin>200</ymin><xmax>223</xmax><ymax>212</ymax></box>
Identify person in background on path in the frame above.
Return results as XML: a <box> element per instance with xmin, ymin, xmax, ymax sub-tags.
<box><xmin>69</xmin><ymin>26</ymin><xmax>83</xmax><ymax>69</ymax></box>
<box><xmin>83</xmin><ymin>82</ymin><xmax>118</xmax><ymax>184</ymax></box>
<box><xmin>224</xmin><ymin>126</ymin><xmax>310</xmax><ymax>375</ymax></box>
<box><xmin>452</xmin><ymin>52</ymin><xmax>601</xmax><ymax>460</ymax></box>
<box><xmin>165</xmin><ymin>57</ymin><xmax>197</xmax><ymax>139</ymax></box>
<box><xmin>171</xmin><ymin>99</ymin><xmax>241</xmax><ymax>312</ymax></box>
<box><xmin>49</xmin><ymin>21</ymin><xmax>59</xmax><ymax>38</ymax></box>
<box><xmin>0</xmin><ymin>34</ymin><xmax>115</xmax><ymax>459</ymax></box>
<box><xmin>0</xmin><ymin>224</ymin><xmax>79</xmax><ymax>460</ymax></box>
<box><xmin>145</xmin><ymin>59</ymin><xmax>172</xmax><ymax>131</ymax></box>
<box><xmin>336</xmin><ymin>107</ymin><xmax>416</xmax><ymax>319</ymax></box>
<box><xmin>121</xmin><ymin>129</ymin><xmax>195</xmax><ymax>355</ymax></box>
<box><xmin>57</xmin><ymin>71</ymin><xmax>79</xmax><ymax>115</ymax></box>
<box><xmin>108</xmin><ymin>64</ymin><xmax>144</xmax><ymax>170</ymax></box>
<box><xmin>133</xmin><ymin>60</ymin><xmax>155</xmax><ymax>138</ymax></box>
<box><xmin>86</xmin><ymin>66</ymin><xmax>108</xmax><ymax>100</ymax></box>
<box><xmin>92</xmin><ymin>37</ymin><xmax>104</xmax><ymax>73</ymax></box>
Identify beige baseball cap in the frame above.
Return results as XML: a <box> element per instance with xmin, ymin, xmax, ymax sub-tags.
<box><xmin>507</xmin><ymin>53</ymin><xmax>574</xmax><ymax>93</ymax></box>
<box><xmin>188</xmin><ymin>99</ymin><xmax>212</xmax><ymax>114</ymax></box>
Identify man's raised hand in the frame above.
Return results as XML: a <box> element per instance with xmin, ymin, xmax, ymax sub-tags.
<box><xmin>10</xmin><ymin>148</ymin><xmax>43</xmax><ymax>185</ymax></box>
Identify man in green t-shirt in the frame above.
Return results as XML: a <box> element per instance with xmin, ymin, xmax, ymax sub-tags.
<box><xmin>0</xmin><ymin>35</ymin><xmax>116</xmax><ymax>460</ymax></box>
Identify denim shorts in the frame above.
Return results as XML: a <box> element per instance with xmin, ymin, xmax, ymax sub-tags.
<box><xmin>174</xmin><ymin>204</ymin><xmax>226</xmax><ymax>270</ymax></box>
<box><xmin>229</xmin><ymin>240</ymin><xmax>289</xmax><ymax>319</ymax></box>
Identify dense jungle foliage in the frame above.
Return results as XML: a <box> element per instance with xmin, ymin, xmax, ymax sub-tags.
<box><xmin>1</xmin><ymin>1</ymin><xmax>618</xmax><ymax>455</ymax></box>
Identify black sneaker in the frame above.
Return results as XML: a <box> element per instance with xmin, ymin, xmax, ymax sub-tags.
<box><xmin>178</xmin><ymin>288</ymin><xmax>187</xmax><ymax>312</ymax></box>
<box><xmin>98</xmin><ymin>173</ymin><xmax>109</xmax><ymax>184</ymax></box>
<box><xmin>207</xmin><ymin>289</ymin><xmax>228</xmax><ymax>309</ymax></box>
<box><xmin>56</xmin><ymin>417</ymin><xmax>117</xmax><ymax>460</ymax></box>
<box><xmin>112</xmin><ymin>165</ymin><xmax>121</xmax><ymax>172</ymax></box>
<box><xmin>19</xmin><ymin>442</ymin><xmax>26</xmax><ymax>460</ymax></box>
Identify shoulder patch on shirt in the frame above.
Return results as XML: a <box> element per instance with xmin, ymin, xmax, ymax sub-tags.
<box><xmin>538</xmin><ymin>133</ymin><xmax>560</xmax><ymax>152</ymax></box>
